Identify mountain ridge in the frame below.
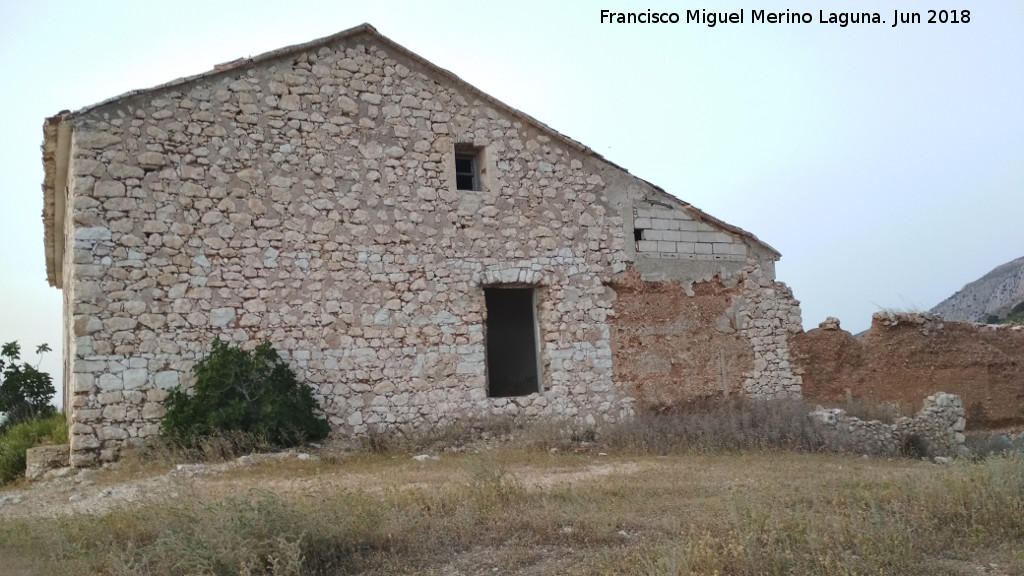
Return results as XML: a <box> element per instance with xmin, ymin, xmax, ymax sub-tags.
<box><xmin>929</xmin><ymin>256</ymin><xmax>1024</xmax><ymax>322</ymax></box>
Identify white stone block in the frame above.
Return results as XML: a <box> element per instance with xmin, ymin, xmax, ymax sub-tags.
<box><xmin>698</xmin><ymin>231</ymin><xmax>733</xmax><ymax>243</ymax></box>
<box><xmin>97</xmin><ymin>425</ymin><xmax>129</xmax><ymax>440</ymax></box>
<box><xmin>154</xmin><ymin>370</ymin><xmax>179</xmax><ymax>389</ymax></box>
<box><xmin>676</xmin><ymin>242</ymin><xmax>696</xmax><ymax>253</ymax></box>
<box><xmin>101</xmin><ymin>405</ymin><xmax>127</xmax><ymax>420</ymax></box>
<box><xmin>98</xmin><ymin>373</ymin><xmax>123</xmax><ymax>391</ymax></box>
<box><xmin>75</xmin><ymin>227</ymin><xmax>112</xmax><ymax>241</ymax></box>
<box><xmin>73</xmin><ymin>373</ymin><xmax>95</xmax><ymax>393</ymax></box>
<box><xmin>122</xmin><ymin>369</ymin><xmax>148</xmax><ymax>390</ymax></box>
<box><xmin>142</xmin><ymin>403</ymin><xmax>167</xmax><ymax>419</ymax></box>
<box><xmin>211</xmin><ymin>307</ymin><xmax>236</xmax><ymax>327</ymax></box>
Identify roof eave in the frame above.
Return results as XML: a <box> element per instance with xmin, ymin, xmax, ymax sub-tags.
<box><xmin>42</xmin><ymin>115</ymin><xmax>71</xmax><ymax>288</ymax></box>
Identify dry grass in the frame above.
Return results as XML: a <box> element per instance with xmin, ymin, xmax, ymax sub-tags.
<box><xmin>1</xmin><ymin>404</ymin><xmax>1022</xmax><ymax>575</ymax></box>
<box><xmin>1</xmin><ymin>448</ymin><xmax>1022</xmax><ymax>575</ymax></box>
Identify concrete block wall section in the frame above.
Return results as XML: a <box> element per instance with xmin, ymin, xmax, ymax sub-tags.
<box><xmin>633</xmin><ymin>207</ymin><xmax>748</xmax><ymax>260</ymax></box>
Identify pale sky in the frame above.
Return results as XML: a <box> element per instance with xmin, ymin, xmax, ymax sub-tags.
<box><xmin>2</xmin><ymin>1</ymin><xmax>1021</xmax><ymax>400</ymax></box>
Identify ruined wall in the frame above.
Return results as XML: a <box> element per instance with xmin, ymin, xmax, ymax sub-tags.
<box><xmin>809</xmin><ymin>392</ymin><xmax>969</xmax><ymax>457</ymax></box>
<box><xmin>792</xmin><ymin>313</ymin><xmax>1024</xmax><ymax>429</ymax></box>
<box><xmin>610</xmin><ymin>273</ymin><xmax>754</xmax><ymax>407</ymax></box>
<box><xmin>610</xmin><ymin>263</ymin><xmax>803</xmax><ymax>408</ymax></box>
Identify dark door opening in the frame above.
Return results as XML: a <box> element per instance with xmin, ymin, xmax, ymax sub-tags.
<box><xmin>484</xmin><ymin>288</ymin><xmax>540</xmax><ymax>397</ymax></box>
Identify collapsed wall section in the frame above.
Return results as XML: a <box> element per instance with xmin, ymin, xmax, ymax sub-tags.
<box><xmin>792</xmin><ymin>312</ymin><xmax>1024</xmax><ymax>429</ymax></box>
<box><xmin>809</xmin><ymin>392</ymin><xmax>969</xmax><ymax>457</ymax></box>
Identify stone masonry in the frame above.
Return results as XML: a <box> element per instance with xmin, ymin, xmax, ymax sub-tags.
<box><xmin>809</xmin><ymin>392</ymin><xmax>969</xmax><ymax>457</ymax></box>
<box><xmin>42</xmin><ymin>25</ymin><xmax>805</xmax><ymax>465</ymax></box>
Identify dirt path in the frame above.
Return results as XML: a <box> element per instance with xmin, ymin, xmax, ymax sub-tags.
<box><xmin>0</xmin><ymin>451</ymin><xmax>657</xmax><ymax>519</ymax></box>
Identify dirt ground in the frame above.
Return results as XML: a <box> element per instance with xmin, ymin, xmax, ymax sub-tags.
<box><xmin>0</xmin><ymin>449</ymin><xmax>655</xmax><ymax>520</ymax></box>
<box><xmin>1</xmin><ymin>448</ymin><xmax>1020</xmax><ymax>576</ymax></box>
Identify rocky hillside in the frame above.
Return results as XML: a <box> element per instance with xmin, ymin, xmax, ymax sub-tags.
<box><xmin>930</xmin><ymin>256</ymin><xmax>1024</xmax><ymax>322</ymax></box>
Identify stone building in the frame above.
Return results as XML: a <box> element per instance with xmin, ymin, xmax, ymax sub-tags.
<box><xmin>42</xmin><ymin>24</ymin><xmax>803</xmax><ymax>466</ymax></box>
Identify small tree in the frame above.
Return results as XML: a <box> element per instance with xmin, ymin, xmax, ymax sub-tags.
<box><xmin>0</xmin><ymin>342</ymin><xmax>56</xmax><ymax>431</ymax></box>
<box><xmin>161</xmin><ymin>339</ymin><xmax>330</xmax><ymax>448</ymax></box>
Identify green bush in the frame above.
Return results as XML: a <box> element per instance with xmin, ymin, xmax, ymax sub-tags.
<box><xmin>0</xmin><ymin>413</ymin><xmax>67</xmax><ymax>484</ymax></box>
<box><xmin>0</xmin><ymin>342</ymin><xmax>56</xmax><ymax>431</ymax></box>
<box><xmin>161</xmin><ymin>339</ymin><xmax>330</xmax><ymax>449</ymax></box>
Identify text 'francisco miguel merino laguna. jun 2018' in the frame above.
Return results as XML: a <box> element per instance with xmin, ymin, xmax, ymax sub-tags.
<box><xmin>599</xmin><ymin>9</ymin><xmax>972</xmax><ymax>28</ymax></box>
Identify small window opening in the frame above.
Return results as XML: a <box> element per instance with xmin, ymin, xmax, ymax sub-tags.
<box><xmin>455</xmin><ymin>153</ymin><xmax>479</xmax><ymax>191</ymax></box>
<box><xmin>485</xmin><ymin>287</ymin><xmax>540</xmax><ymax>397</ymax></box>
<box><xmin>633</xmin><ymin>228</ymin><xmax>645</xmax><ymax>242</ymax></box>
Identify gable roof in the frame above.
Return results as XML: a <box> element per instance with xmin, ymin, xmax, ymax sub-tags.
<box><xmin>42</xmin><ymin>23</ymin><xmax>779</xmax><ymax>287</ymax></box>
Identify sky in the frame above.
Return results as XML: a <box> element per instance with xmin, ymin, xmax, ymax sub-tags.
<box><xmin>1</xmin><ymin>0</ymin><xmax>1021</xmax><ymax>400</ymax></box>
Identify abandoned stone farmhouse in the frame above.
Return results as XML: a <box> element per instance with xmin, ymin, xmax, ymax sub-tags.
<box><xmin>42</xmin><ymin>24</ymin><xmax>803</xmax><ymax>466</ymax></box>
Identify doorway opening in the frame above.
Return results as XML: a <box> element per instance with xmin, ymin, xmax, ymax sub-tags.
<box><xmin>484</xmin><ymin>287</ymin><xmax>541</xmax><ymax>397</ymax></box>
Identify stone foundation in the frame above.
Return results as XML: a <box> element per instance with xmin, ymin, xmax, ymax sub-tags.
<box><xmin>25</xmin><ymin>444</ymin><xmax>70</xmax><ymax>480</ymax></box>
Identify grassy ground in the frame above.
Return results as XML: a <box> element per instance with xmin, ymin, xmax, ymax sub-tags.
<box><xmin>1</xmin><ymin>445</ymin><xmax>1021</xmax><ymax>575</ymax></box>
<box><xmin>0</xmin><ymin>413</ymin><xmax>67</xmax><ymax>484</ymax></box>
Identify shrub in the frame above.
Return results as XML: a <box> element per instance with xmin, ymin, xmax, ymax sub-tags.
<box><xmin>161</xmin><ymin>339</ymin><xmax>330</xmax><ymax>449</ymax></box>
<box><xmin>0</xmin><ymin>412</ymin><xmax>67</xmax><ymax>484</ymax></box>
<box><xmin>0</xmin><ymin>342</ymin><xmax>56</xmax><ymax>431</ymax></box>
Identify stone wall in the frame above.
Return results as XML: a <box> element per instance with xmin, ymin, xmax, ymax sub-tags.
<box><xmin>791</xmin><ymin>313</ymin><xmax>1024</xmax><ymax>429</ymax></box>
<box><xmin>809</xmin><ymin>392</ymin><xmax>969</xmax><ymax>457</ymax></box>
<box><xmin>53</xmin><ymin>28</ymin><xmax>804</xmax><ymax>465</ymax></box>
<box><xmin>735</xmin><ymin>264</ymin><xmax>803</xmax><ymax>398</ymax></box>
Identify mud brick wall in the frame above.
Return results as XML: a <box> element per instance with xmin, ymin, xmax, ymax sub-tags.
<box><xmin>792</xmin><ymin>313</ymin><xmax>1024</xmax><ymax>429</ymax></box>
<box><xmin>610</xmin><ymin>263</ymin><xmax>803</xmax><ymax>408</ymax></box>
